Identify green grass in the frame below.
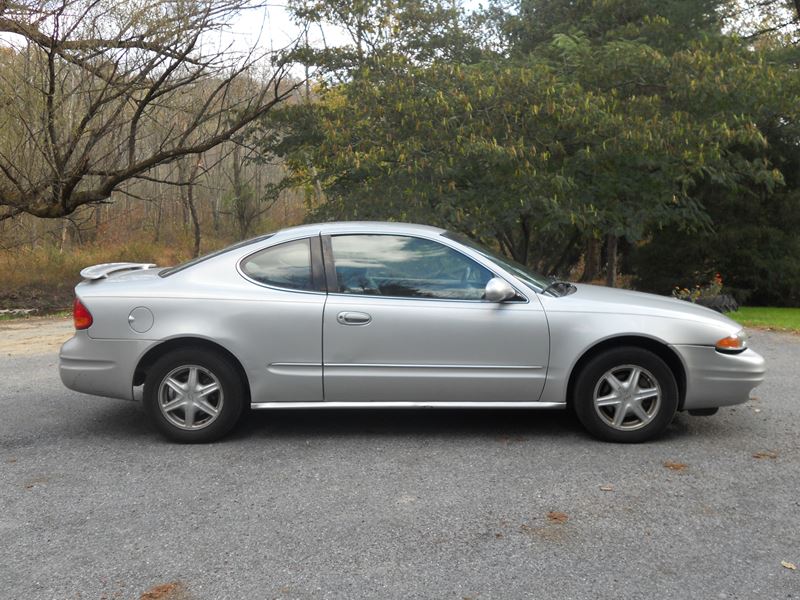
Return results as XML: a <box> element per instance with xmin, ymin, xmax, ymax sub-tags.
<box><xmin>728</xmin><ymin>307</ymin><xmax>800</xmax><ymax>332</ymax></box>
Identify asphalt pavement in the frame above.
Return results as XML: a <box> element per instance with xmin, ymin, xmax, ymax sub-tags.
<box><xmin>0</xmin><ymin>329</ymin><xmax>798</xmax><ymax>599</ymax></box>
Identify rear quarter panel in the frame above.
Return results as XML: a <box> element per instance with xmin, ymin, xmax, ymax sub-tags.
<box><xmin>76</xmin><ymin>247</ymin><xmax>325</xmax><ymax>403</ymax></box>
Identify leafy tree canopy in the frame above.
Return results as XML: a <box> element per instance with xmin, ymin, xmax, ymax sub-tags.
<box><xmin>260</xmin><ymin>0</ymin><xmax>800</xmax><ymax>300</ymax></box>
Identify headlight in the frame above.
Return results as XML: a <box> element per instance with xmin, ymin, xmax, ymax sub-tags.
<box><xmin>715</xmin><ymin>330</ymin><xmax>747</xmax><ymax>353</ymax></box>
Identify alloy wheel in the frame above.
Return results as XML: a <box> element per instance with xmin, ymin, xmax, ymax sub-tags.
<box><xmin>157</xmin><ymin>364</ymin><xmax>225</xmax><ymax>430</ymax></box>
<box><xmin>592</xmin><ymin>364</ymin><xmax>662</xmax><ymax>431</ymax></box>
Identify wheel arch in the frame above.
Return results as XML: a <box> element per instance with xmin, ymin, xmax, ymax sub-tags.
<box><xmin>566</xmin><ymin>335</ymin><xmax>687</xmax><ymax>410</ymax></box>
<box><xmin>133</xmin><ymin>337</ymin><xmax>251</xmax><ymax>403</ymax></box>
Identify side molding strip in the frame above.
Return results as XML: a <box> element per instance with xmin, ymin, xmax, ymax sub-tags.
<box><xmin>323</xmin><ymin>363</ymin><xmax>544</xmax><ymax>370</ymax></box>
<box><xmin>251</xmin><ymin>401</ymin><xmax>566</xmax><ymax>410</ymax></box>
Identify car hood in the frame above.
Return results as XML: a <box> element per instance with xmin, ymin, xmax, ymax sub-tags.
<box><xmin>550</xmin><ymin>283</ymin><xmax>740</xmax><ymax>329</ymax></box>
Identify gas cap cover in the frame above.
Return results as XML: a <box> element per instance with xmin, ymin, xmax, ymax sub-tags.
<box><xmin>128</xmin><ymin>307</ymin><xmax>154</xmax><ymax>333</ymax></box>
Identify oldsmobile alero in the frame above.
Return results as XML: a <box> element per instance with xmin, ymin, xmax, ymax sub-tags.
<box><xmin>59</xmin><ymin>222</ymin><xmax>766</xmax><ymax>443</ymax></box>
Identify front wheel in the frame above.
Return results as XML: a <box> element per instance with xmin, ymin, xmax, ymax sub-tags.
<box><xmin>144</xmin><ymin>348</ymin><xmax>244</xmax><ymax>443</ymax></box>
<box><xmin>573</xmin><ymin>347</ymin><xmax>678</xmax><ymax>443</ymax></box>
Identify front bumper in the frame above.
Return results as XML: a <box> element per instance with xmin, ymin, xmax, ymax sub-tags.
<box><xmin>673</xmin><ymin>345</ymin><xmax>766</xmax><ymax>410</ymax></box>
<box><xmin>59</xmin><ymin>332</ymin><xmax>152</xmax><ymax>401</ymax></box>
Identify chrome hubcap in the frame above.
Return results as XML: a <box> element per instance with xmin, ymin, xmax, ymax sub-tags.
<box><xmin>158</xmin><ymin>365</ymin><xmax>224</xmax><ymax>430</ymax></box>
<box><xmin>593</xmin><ymin>364</ymin><xmax>661</xmax><ymax>431</ymax></box>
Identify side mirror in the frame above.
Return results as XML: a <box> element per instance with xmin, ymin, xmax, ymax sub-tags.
<box><xmin>484</xmin><ymin>277</ymin><xmax>516</xmax><ymax>302</ymax></box>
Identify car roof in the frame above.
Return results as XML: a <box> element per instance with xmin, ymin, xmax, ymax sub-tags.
<box><xmin>273</xmin><ymin>221</ymin><xmax>447</xmax><ymax>239</ymax></box>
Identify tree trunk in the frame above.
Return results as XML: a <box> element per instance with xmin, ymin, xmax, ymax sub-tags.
<box><xmin>93</xmin><ymin>204</ymin><xmax>101</xmax><ymax>241</ymax></box>
<box><xmin>59</xmin><ymin>218</ymin><xmax>68</xmax><ymax>254</ymax></box>
<box><xmin>549</xmin><ymin>229</ymin><xmax>580</xmax><ymax>277</ymax></box>
<box><xmin>186</xmin><ymin>165</ymin><xmax>201</xmax><ymax>258</ymax></box>
<box><xmin>179</xmin><ymin>162</ymin><xmax>190</xmax><ymax>235</ymax></box>
<box><xmin>151</xmin><ymin>170</ymin><xmax>161</xmax><ymax>243</ymax></box>
<box><xmin>232</xmin><ymin>143</ymin><xmax>247</xmax><ymax>238</ymax></box>
<box><xmin>212</xmin><ymin>196</ymin><xmax>220</xmax><ymax>235</ymax></box>
<box><xmin>606</xmin><ymin>234</ymin><xmax>618</xmax><ymax>288</ymax></box>
<box><xmin>581</xmin><ymin>235</ymin><xmax>601</xmax><ymax>282</ymax></box>
<box><xmin>153</xmin><ymin>196</ymin><xmax>162</xmax><ymax>243</ymax></box>
<box><xmin>179</xmin><ymin>158</ymin><xmax>202</xmax><ymax>257</ymax></box>
<box><xmin>501</xmin><ymin>220</ymin><xmax>532</xmax><ymax>265</ymax></box>
<box><xmin>181</xmin><ymin>197</ymin><xmax>189</xmax><ymax>232</ymax></box>
<box><xmin>187</xmin><ymin>180</ymin><xmax>201</xmax><ymax>258</ymax></box>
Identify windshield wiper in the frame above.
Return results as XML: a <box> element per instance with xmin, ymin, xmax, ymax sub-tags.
<box><xmin>540</xmin><ymin>280</ymin><xmax>575</xmax><ymax>296</ymax></box>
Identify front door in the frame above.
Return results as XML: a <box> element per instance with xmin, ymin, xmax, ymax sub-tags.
<box><xmin>322</xmin><ymin>233</ymin><xmax>550</xmax><ymax>402</ymax></box>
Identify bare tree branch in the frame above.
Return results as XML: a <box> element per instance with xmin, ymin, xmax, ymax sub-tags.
<box><xmin>0</xmin><ymin>0</ymin><xmax>302</xmax><ymax>218</ymax></box>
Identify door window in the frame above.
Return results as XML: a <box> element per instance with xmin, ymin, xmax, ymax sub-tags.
<box><xmin>330</xmin><ymin>234</ymin><xmax>493</xmax><ymax>300</ymax></box>
<box><xmin>241</xmin><ymin>238</ymin><xmax>313</xmax><ymax>291</ymax></box>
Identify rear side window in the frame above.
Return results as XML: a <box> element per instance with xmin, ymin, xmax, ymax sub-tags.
<box><xmin>241</xmin><ymin>239</ymin><xmax>313</xmax><ymax>291</ymax></box>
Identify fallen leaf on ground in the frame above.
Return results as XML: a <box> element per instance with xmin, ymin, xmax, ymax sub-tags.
<box><xmin>140</xmin><ymin>582</ymin><xmax>187</xmax><ymax>600</ymax></box>
<box><xmin>781</xmin><ymin>561</ymin><xmax>797</xmax><ymax>570</ymax></box>
<box><xmin>753</xmin><ymin>450</ymin><xmax>778</xmax><ymax>459</ymax></box>
<box><xmin>599</xmin><ymin>484</ymin><xmax>614</xmax><ymax>492</ymax></box>
<box><xmin>547</xmin><ymin>511</ymin><xmax>569</xmax><ymax>523</ymax></box>
<box><xmin>663</xmin><ymin>461</ymin><xmax>687</xmax><ymax>471</ymax></box>
<box><xmin>23</xmin><ymin>476</ymin><xmax>48</xmax><ymax>489</ymax></box>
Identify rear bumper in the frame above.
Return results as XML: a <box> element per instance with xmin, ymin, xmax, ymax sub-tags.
<box><xmin>59</xmin><ymin>332</ymin><xmax>152</xmax><ymax>401</ymax></box>
<box><xmin>673</xmin><ymin>345</ymin><xmax>766</xmax><ymax>410</ymax></box>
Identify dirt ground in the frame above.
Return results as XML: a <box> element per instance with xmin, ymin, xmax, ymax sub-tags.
<box><xmin>0</xmin><ymin>316</ymin><xmax>74</xmax><ymax>356</ymax></box>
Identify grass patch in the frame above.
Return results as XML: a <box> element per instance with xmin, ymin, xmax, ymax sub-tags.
<box><xmin>0</xmin><ymin>309</ymin><xmax>71</xmax><ymax>321</ymax></box>
<box><xmin>728</xmin><ymin>306</ymin><xmax>800</xmax><ymax>332</ymax></box>
<box><xmin>0</xmin><ymin>239</ymin><xmax>204</xmax><ymax>313</ymax></box>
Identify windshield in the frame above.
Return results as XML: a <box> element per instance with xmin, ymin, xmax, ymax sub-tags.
<box><xmin>160</xmin><ymin>233</ymin><xmax>275</xmax><ymax>277</ymax></box>
<box><xmin>442</xmin><ymin>231</ymin><xmax>552</xmax><ymax>292</ymax></box>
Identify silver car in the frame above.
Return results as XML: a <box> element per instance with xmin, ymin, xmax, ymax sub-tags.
<box><xmin>59</xmin><ymin>222</ymin><xmax>765</xmax><ymax>443</ymax></box>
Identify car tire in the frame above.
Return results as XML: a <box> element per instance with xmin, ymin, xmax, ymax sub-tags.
<box><xmin>573</xmin><ymin>347</ymin><xmax>678</xmax><ymax>443</ymax></box>
<box><xmin>144</xmin><ymin>348</ymin><xmax>245</xmax><ymax>443</ymax></box>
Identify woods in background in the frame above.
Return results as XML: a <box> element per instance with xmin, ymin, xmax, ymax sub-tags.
<box><xmin>1</xmin><ymin>0</ymin><xmax>800</xmax><ymax>308</ymax></box>
<box><xmin>0</xmin><ymin>0</ymin><xmax>302</xmax><ymax>254</ymax></box>
<box><xmin>265</xmin><ymin>0</ymin><xmax>800</xmax><ymax>305</ymax></box>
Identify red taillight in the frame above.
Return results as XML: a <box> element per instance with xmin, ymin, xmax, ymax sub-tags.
<box><xmin>73</xmin><ymin>297</ymin><xmax>93</xmax><ymax>330</ymax></box>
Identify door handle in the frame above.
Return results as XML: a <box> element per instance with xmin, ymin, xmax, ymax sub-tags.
<box><xmin>337</xmin><ymin>311</ymin><xmax>372</xmax><ymax>325</ymax></box>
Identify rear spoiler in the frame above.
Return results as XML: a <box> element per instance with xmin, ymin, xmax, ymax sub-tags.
<box><xmin>80</xmin><ymin>262</ymin><xmax>157</xmax><ymax>280</ymax></box>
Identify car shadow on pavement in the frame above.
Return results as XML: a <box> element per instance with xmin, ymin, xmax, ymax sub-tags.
<box><xmin>230</xmin><ymin>407</ymin><xmax>729</xmax><ymax>445</ymax></box>
<box><xmin>78</xmin><ymin>401</ymin><xmax>717</xmax><ymax>445</ymax></box>
<box><xmin>71</xmin><ymin>402</ymin><xmax>589</xmax><ymax>444</ymax></box>
<box><xmin>232</xmin><ymin>407</ymin><xmax>588</xmax><ymax>442</ymax></box>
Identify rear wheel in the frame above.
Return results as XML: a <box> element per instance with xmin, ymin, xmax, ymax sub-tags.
<box><xmin>573</xmin><ymin>347</ymin><xmax>678</xmax><ymax>443</ymax></box>
<box><xmin>144</xmin><ymin>348</ymin><xmax>244</xmax><ymax>443</ymax></box>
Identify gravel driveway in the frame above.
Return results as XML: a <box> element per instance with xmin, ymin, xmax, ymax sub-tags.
<box><xmin>0</xmin><ymin>325</ymin><xmax>798</xmax><ymax>599</ymax></box>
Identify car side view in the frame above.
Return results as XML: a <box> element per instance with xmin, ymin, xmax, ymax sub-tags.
<box><xmin>59</xmin><ymin>222</ymin><xmax>766</xmax><ymax>443</ymax></box>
